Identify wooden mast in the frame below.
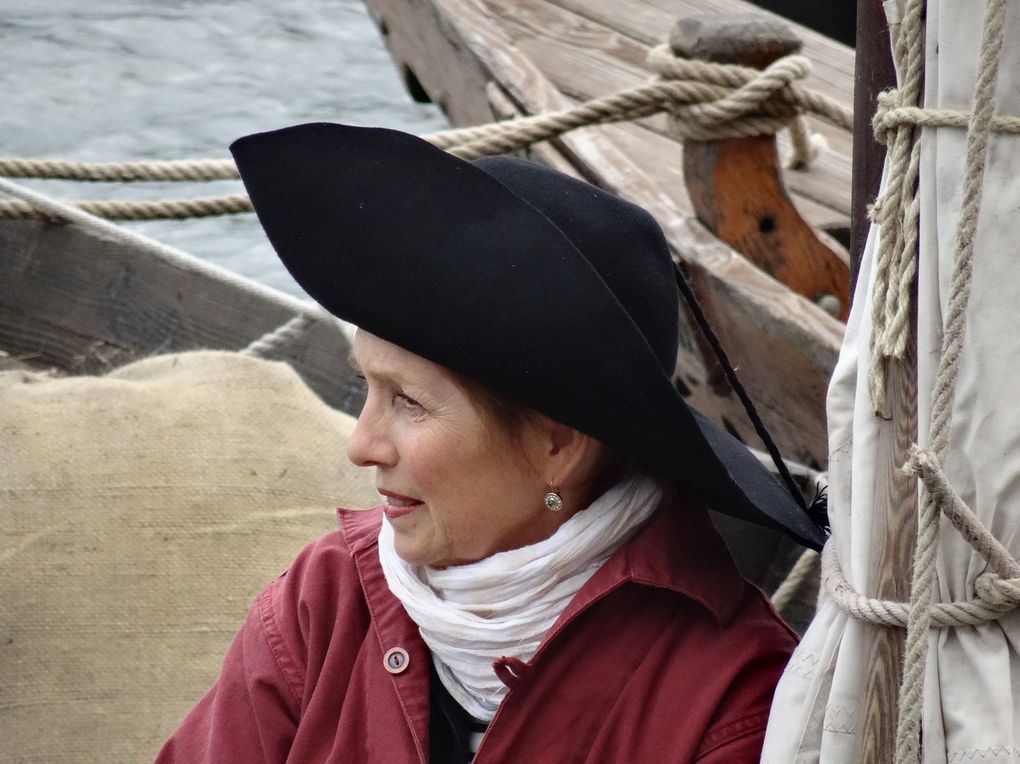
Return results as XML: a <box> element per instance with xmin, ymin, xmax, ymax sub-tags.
<box><xmin>850</xmin><ymin>2</ymin><xmax>914</xmax><ymax>761</ymax></box>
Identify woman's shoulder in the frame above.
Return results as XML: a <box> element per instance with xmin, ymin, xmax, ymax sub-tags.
<box><xmin>264</xmin><ymin>505</ymin><xmax>383</xmax><ymax>608</ymax></box>
<box><xmin>255</xmin><ymin>506</ymin><xmax>385</xmax><ymax>662</ymax></box>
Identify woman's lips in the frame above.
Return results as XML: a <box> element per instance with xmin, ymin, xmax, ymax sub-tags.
<box><xmin>379</xmin><ymin>489</ymin><xmax>423</xmax><ymax>520</ymax></box>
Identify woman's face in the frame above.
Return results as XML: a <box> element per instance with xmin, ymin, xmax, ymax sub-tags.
<box><xmin>347</xmin><ymin>330</ymin><xmax>562</xmax><ymax>567</ymax></box>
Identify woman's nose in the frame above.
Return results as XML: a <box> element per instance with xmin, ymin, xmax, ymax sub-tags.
<box><xmin>346</xmin><ymin>402</ymin><xmax>397</xmax><ymax>468</ymax></box>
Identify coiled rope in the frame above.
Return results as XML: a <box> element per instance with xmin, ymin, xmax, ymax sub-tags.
<box><xmin>0</xmin><ymin>47</ymin><xmax>852</xmax><ymax>221</ymax></box>
<box><xmin>820</xmin><ymin>0</ymin><xmax>1016</xmax><ymax>761</ymax></box>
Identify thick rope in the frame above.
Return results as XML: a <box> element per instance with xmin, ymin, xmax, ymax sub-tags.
<box><xmin>822</xmin><ymin>538</ymin><xmax>1020</xmax><ymax>629</ymax></box>
<box><xmin>821</xmin><ymin>0</ymin><xmax>1012</xmax><ymax>758</ymax></box>
<box><xmin>0</xmin><ymin>194</ymin><xmax>253</xmax><ymax>221</ymax></box>
<box><xmin>770</xmin><ymin>548</ymin><xmax>819</xmax><ymax>615</ymax></box>
<box><xmin>0</xmin><ymin>157</ymin><xmax>240</xmax><ymax>182</ymax></box>
<box><xmin>867</xmin><ymin>0</ymin><xmax>926</xmax><ymax>418</ymax></box>
<box><xmin>0</xmin><ymin>49</ymin><xmax>854</xmax><ymax>220</ymax></box>
<box><xmin>893</xmin><ymin>1</ymin><xmax>1008</xmax><ymax>758</ymax></box>
<box><xmin>241</xmin><ymin>313</ymin><xmax>316</xmax><ymax>358</ymax></box>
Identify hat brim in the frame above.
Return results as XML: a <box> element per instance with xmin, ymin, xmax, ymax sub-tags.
<box><xmin>231</xmin><ymin>123</ymin><xmax>824</xmax><ymax>550</ymax></box>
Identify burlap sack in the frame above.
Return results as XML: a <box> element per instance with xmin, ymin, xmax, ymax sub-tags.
<box><xmin>0</xmin><ymin>351</ymin><xmax>378</xmax><ymax>762</ymax></box>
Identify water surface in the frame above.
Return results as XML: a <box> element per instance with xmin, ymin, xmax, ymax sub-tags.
<box><xmin>2</xmin><ymin>0</ymin><xmax>447</xmax><ymax>296</ymax></box>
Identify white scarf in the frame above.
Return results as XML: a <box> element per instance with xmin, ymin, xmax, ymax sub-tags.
<box><xmin>377</xmin><ymin>471</ymin><xmax>662</xmax><ymax>721</ymax></box>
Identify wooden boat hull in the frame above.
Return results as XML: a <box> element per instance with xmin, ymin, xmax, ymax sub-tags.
<box><xmin>0</xmin><ymin>218</ymin><xmax>363</xmax><ymax>413</ymax></box>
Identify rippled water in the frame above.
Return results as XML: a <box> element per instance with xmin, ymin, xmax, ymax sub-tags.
<box><xmin>2</xmin><ymin>0</ymin><xmax>447</xmax><ymax>296</ymax></box>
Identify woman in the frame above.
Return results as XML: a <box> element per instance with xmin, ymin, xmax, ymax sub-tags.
<box><xmin>157</xmin><ymin>123</ymin><xmax>824</xmax><ymax>762</ymax></box>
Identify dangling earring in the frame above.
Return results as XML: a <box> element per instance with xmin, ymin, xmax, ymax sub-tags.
<box><xmin>543</xmin><ymin>487</ymin><xmax>563</xmax><ymax>512</ymax></box>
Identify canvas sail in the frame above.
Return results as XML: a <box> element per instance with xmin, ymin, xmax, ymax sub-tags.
<box><xmin>763</xmin><ymin>0</ymin><xmax>1020</xmax><ymax>760</ymax></box>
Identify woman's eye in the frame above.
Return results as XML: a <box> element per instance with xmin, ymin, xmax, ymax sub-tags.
<box><xmin>395</xmin><ymin>393</ymin><xmax>423</xmax><ymax>411</ymax></box>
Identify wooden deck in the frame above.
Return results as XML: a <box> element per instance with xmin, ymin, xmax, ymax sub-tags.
<box><xmin>364</xmin><ymin>0</ymin><xmax>853</xmax><ymax>469</ymax></box>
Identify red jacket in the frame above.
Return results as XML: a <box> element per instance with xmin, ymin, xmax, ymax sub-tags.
<box><xmin>157</xmin><ymin>498</ymin><xmax>796</xmax><ymax>762</ymax></box>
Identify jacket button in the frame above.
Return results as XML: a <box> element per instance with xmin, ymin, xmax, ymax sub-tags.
<box><xmin>384</xmin><ymin>647</ymin><xmax>409</xmax><ymax>674</ymax></box>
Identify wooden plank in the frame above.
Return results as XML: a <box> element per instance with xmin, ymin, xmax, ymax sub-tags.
<box><xmin>0</xmin><ymin>348</ymin><xmax>53</xmax><ymax>375</ymax></box>
<box><xmin>0</xmin><ymin>219</ymin><xmax>363</xmax><ymax>415</ymax></box>
<box><xmin>857</xmin><ymin>328</ymin><xmax>917</xmax><ymax>762</ymax></box>
<box><xmin>364</xmin><ymin>0</ymin><xmax>499</xmax><ymax>126</ymax></box>
<box><xmin>853</xmin><ymin>2</ymin><xmax>906</xmax><ymax>759</ymax></box>
<box><xmin>547</xmin><ymin>0</ymin><xmax>856</xmax><ymax>106</ymax></box>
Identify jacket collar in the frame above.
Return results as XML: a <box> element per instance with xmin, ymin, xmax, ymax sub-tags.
<box><xmin>336</xmin><ymin>491</ymin><xmax>745</xmax><ymax>628</ymax></box>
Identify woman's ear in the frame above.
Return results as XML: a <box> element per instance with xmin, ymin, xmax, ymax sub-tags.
<box><xmin>540</xmin><ymin>419</ymin><xmax>607</xmax><ymax>499</ymax></box>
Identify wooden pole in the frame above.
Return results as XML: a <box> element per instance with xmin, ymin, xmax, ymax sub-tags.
<box><xmin>850</xmin><ymin>3</ymin><xmax>915</xmax><ymax>762</ymax></box>
<box><xmin>849</xmin><ymin>0</ymin><xmax>896</xmax><ymax>299</ymax></box>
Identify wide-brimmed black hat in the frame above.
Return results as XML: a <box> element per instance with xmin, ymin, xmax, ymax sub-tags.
<box><xmin>230</xmin><ymin>122</ymin><xmax>824</xmax><ymax>550</ymax></box>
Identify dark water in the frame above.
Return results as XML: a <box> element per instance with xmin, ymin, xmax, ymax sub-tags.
<box><xmin>1</xmin><ymin>0</ymin><xmax>447</xmax><ymax>297</ymax></box>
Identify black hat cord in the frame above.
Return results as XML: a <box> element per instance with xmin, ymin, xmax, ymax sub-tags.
<box><xmin>672</xmin><ymin>264</ymin><xmax>829</xmax><ymax>533</ymax></box>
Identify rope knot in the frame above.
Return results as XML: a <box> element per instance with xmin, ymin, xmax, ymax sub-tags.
<box><xmin>974</xmin><ymin>573</ymin><xmax>1020</xmax><ymax>612</ymax></box>
<box><xmin>872</xmin><ymin>89</ymin><xmax>904</xmax><ymax>146</ymax></box>
<box><xmin>901</xmin><ymin>443</ymin><xmax>936</xmax><ymax>478</ymax></box>
<box><xmin>643</xmin><ymin>45</ymin><xmax>831</xmax><ymax>162</ymax></box>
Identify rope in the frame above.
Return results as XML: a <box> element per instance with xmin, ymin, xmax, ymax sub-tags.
<box><xmin>241</xmin><ymin>313</ymin><xmax>316</xmax><ymax>358</ymax></box>
<box><xmin>770</xmin><ymin>548</ymin><xmax>819</xmax><ymax>615</ymax></box>
<box><xmin>822</xmin><ymin>535</ymin><xmax>1020</xmax><ymax>629</ymax></box>
<box><xmin>820</xmin><ymin>0</ymin><xmax>1012</xmax><ymax>759</ymax></box>
<box><xmin>0</xmin><ymin>157</ymin><xmax>239</xmax><ymax>182</ymax></box>
<box><xmin>893</xmin><ymin>1</ymin><xmax>1008</xmax><ymax>758</ymax></box>
<box><xmin>0</xmin><ymin>48</ymin><xmax>854</xmax><ymax>220</ymax></box>
<box><xmin>867</xmin><ymin>0</ymin><xmax>926</xmax><ymax>418</ymax></box>
<box><xmin>0</xmin><ymin>194</ymin><xmax>252</xmax><ymax>221</ymax></box>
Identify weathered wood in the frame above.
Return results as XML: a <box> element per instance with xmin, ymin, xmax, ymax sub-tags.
<box><xmin>0</xmin><ymin>219</ymin><xmax>363</xmax><ymax>414</ymax></box>
<box><xmin>467</xmin><ymin>0</ymin><xmax>852</xmax><ymax>227</ymax></box>
<box><xmin>684</xmin><ymin>136</ymin><xmax>849</xmax><ymax>320</ymax></box>
<box><xmin>671</xmin><ymin>13</ymin><xmax>803</xmax><ymax>69</ymax></box>
<box><xmin>858</xmin><ymin>320</ymin><xmax>918</xmax><ymax>763</ymax></box>
<box><xmin>853</xmin><ymin>3</ymin><xmax>907</xmax><ymax>759</ymax></box>
<box><xmin>850</xmin><ymin>0</ymin><xmax>896</xmax><ymax>299</ymax></box>
<box><xmin>363</xmin><ymin>0</ymin><xmax>844</xmax><ymax>470</ymax></box>
<box><xmin>676</xmin><ymin>16</ymin><xmax>850</xmax><ymax>321</ymax></box>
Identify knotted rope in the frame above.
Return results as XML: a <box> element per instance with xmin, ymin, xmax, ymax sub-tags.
<box><xmin>893</xmin><ymin>2</ymin><xmax>1009</xmax><ymax>759</ymax></box>
<box><xmin>865</xmin><ymin>0</ymin><xmax>1020</xmax><ymax>419</ymax></box>
<box><xmin>821</xmin><ymin>0</ymin><xmax>1014</xmax><ymax>760</ymax></box>
<box><xmin>0</xmin><ymin>47</ymin><xmax>851</xmax><ymax>221</ymax></box>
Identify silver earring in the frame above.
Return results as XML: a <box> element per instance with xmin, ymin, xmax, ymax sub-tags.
<box><xmin>543</xmin><ymin>490</ymin><xmax>563</xmax><ymax>512</ymax></box>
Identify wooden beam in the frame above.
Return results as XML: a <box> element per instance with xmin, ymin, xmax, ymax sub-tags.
<box><xmin>852</xmin><ymin>2</ymin><xmax>909</xmax><ymax>760</ymax></box>
<box><xmin>850</xmin><ymin>0</ymin><xmax>896</xmax><ymax>298</ymax></box>
<box><xmin>0</xmin><ymin>219</ymin><xmax>362</xmax><ymax>414</ymax></box>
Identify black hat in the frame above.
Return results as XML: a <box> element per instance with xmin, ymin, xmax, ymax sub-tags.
<box><xmin>230</xmin><ymin>123</ymin><xmax>824</xmax><ymax>550</ymax></box>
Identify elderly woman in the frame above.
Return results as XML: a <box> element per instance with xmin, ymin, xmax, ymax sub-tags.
<box><xmin>157</xmin><ymin>123</ymin><xmax>824</xmax><ymax>763</ymax></box>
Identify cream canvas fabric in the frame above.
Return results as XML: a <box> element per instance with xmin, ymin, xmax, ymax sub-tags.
<box><xmin>763</xmin><ymin>1</ymin><xmax>1020</xmax><ymax>760</ymax></box>
<box><xmin>0</xmin><ymin>351</ymin><xmax>378</xmax><ymax>762</ymax></box>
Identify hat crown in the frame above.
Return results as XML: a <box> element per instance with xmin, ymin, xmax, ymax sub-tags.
<box><xmin>473</xmin><ymin>157</ymin><xmax>680</xmax><ymax>374</ymax></box>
